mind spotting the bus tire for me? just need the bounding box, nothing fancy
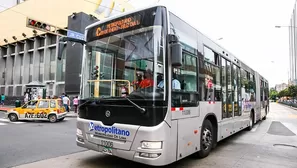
[196,119,213,158]
[48,114,57,123]
[8,113,18,122]
[263,106,267,120]
[247,111,254,131]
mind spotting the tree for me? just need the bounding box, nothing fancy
[278,88,289,98]
[269,88,278,100]
[288,85,297,98]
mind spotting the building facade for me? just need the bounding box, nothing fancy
[0,0,26,12]
[0,0,134,100]
[275,83,288,92]
[0,31,67,97]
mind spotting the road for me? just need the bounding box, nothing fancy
[0,113,85,168]
[1,103,297,168]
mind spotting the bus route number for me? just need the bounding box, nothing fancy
[182,110,191,115]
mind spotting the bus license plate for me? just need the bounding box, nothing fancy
[101,140,113,148]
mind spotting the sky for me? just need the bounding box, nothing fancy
[129,0,295,87]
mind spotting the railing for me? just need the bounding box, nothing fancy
[278,101,297,108]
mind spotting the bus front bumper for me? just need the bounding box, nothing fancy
[76,135,167,166]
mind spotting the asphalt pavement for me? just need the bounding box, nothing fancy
[2,103,297,168]
[0,113,85,168]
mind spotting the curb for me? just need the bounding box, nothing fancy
[65,114,78,118]
[278,103,297,110]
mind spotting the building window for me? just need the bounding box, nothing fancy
[8,86,13,96]
[40,50,44,63]
[50,48,56,61]
[29,75,32,82]
[50,73,55,80]
[39,74,43,82]
[29,52,33,64]
[20,54,24,66]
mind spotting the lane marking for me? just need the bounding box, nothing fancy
[288,114,297,119]
[11,122,26,124]
[0,118,26,124]
[0,123,7,126]
[282,122,297,135]
[0,118,9,122]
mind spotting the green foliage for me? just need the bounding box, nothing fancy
[278,88,289,98]
[269,88,278,100]
[288,85,297,98]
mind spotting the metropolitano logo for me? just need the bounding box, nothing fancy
[89,122,94,131]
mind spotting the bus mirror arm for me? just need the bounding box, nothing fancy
[57,37,86,60]
[168,34,182,67]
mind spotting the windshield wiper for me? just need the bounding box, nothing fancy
[124,97,146,113]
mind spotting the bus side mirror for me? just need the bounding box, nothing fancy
[168,34,182,67]
[57,37,87,60]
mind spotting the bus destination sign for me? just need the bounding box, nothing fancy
[96,15,141,37]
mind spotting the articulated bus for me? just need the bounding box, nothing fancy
[58,4,269,166]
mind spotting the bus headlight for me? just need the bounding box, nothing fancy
[76,128,82,136]
[141,141,162,149]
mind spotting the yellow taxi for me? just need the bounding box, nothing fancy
[5,99,67,123]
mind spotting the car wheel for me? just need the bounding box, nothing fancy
[49,114,57,123]
[8,113,18,122]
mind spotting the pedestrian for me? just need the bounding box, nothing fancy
[62,95,70,112]
[24,93,29,104]
[0,94,5,107]
[73,96,79,113]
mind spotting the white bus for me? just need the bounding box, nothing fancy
[58,4,269,166]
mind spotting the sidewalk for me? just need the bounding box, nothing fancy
[0,106,77,118]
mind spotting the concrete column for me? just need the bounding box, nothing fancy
[5,46,13,86]
[0,48,5,86]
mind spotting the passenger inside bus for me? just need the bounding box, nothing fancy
[157,72,181,90]
[139,69,154,88]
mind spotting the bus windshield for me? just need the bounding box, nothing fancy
[81,7,166,101]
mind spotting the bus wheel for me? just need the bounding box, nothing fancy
[248,112,254,131]
[196,119,213,158]
[8,113,18,122]
[263,106,267,120]
[49,114,57,123]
